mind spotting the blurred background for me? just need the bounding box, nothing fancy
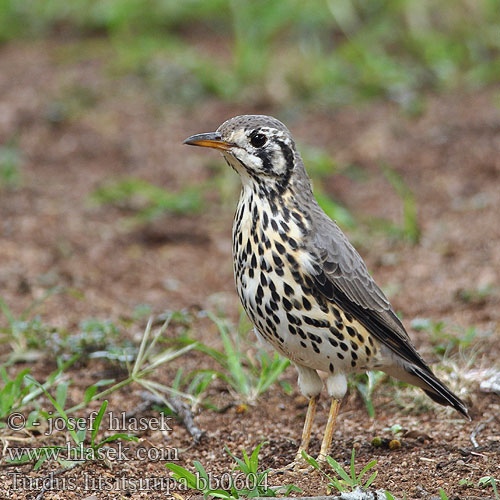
[0,1,500,496]
[1,0,499,322]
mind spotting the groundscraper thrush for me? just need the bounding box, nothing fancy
[184,115,469,466]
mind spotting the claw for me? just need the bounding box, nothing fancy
[270,457,312,474]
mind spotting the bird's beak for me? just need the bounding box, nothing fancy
[183,132,232,151]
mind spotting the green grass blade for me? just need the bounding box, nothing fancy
[90,400,108,447]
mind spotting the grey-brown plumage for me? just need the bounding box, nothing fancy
[184,115,469,464]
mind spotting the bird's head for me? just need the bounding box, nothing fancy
[184,115,309,195]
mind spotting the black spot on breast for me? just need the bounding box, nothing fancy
[297,328,307,340]
[280,221,289,233]
[329,363,334,373]
[262,211,269,230]
[332,308,342,321]
[365,346,371,356]
[339,342,348,352]
[335,321,344,330]
[249,268,254,278]
[352,351,358,361]
[282,206,290,222]
[351,360,356,368]
[337,352,344,360]
[307,332,322,344]
[271,219,279,232]
[350,341,358,351]
[300,341,307,348]
[288,237,298,250]
[303,316,330,328]
[282,297,293,311]
[286,253,298,268]
[344,312,353,322]
[251,254,257,268]
[347,326,357,337]
[302,297,312,310]
[265,317,276,331]
[256,285,264,300]
[328,337,338,348]
[260,273,267,286]
[368,337,374,346]
[288,325,297,335]
[286,313,302,325]
[272,252,283,267]
[275,241,286,254]
[258,245,264,256]
[329,327,344,341]
[312,343,320,354]
[275,267,284,276]
[357,333,364,343]
[284,283,294,296]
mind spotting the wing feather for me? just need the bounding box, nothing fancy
[307,206,431,372]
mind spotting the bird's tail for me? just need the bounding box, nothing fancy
[406,364,470,420]
[384,362,470,419]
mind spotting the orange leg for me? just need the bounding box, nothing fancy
[294,395,318,461]
[318,398,340,462]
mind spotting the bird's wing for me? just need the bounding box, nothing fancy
[306,208,430,371]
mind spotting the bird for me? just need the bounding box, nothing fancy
[183,114,470,467]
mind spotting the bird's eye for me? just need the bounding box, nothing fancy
[249,132,267,148]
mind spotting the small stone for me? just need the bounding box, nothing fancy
[389,439,401,450]
[236,404,248,414]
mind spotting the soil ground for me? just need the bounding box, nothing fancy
[0,42,499,499]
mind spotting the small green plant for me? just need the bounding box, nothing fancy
[0,143,21,189]
[90,178,203,225]
[439,488,449,500]
[353,370,386,418]
[0,288,64,357]
[478,476,499,499]
[383,423,404,435]
[166,442,301,498]
[379,164,420,244]
[456,284,497,305]
[7,384,137,470]
[65,315,197,415]
[171,367,217,411]
[302,448,377,493]
[0,356,79,425]
[184,312,290,403]
[410,318,483,355]
[0,367,35,422]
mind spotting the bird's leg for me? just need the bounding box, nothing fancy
[294,395,318,462]
[317,398,340,463]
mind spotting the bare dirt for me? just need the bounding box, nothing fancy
[0,42,499,499]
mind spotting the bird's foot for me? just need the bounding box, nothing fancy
[270,454,313,475]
